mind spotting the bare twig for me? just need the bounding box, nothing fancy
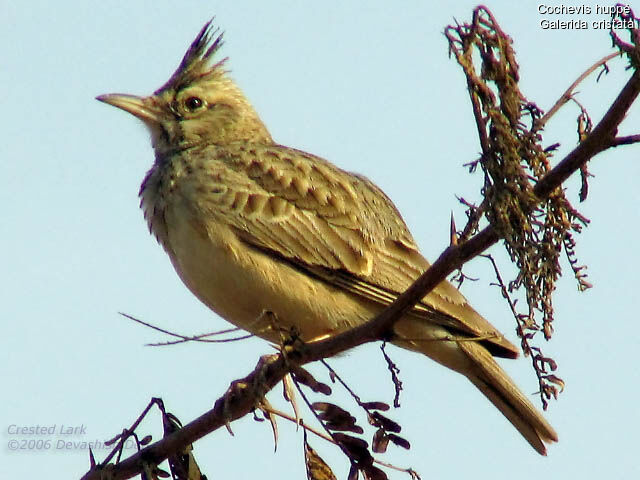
[261,404,335,444]
[120,312,252,345]
[536,52,619,130]
[101,398,164,466]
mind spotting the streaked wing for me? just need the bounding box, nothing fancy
[193,143,518,357]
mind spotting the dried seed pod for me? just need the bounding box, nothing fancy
[362,465,388,480]
[313,403,363,433]
[387,433,411,450]
[324,420,364,435]
[292,366,332,395]
[332,433,371,465]
[372,428,389,454]
[304,437,337,480]
[312,403,351,422]
[360,401,390,411]
[368,412,401,433]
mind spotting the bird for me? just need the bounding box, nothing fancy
[97,20,558,455]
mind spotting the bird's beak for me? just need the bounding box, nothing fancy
[96,93,162,125]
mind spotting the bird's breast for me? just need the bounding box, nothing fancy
[166,203,385,343]
[143,158,379,344]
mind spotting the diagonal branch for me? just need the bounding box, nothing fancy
[534,70,640,198]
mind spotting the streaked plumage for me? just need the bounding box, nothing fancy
[98,21,557,454]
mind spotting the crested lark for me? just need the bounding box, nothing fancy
[98,21,557,454]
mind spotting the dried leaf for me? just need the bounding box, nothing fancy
[291,366,317,387]
[140,435,153,446]
[161,409,207,480]
[361,402,390,412]
[333,433,371,464]
[368,412,401,433]
[388,434,411,450]
[304,438,337,480]
[325,421,364,434]
[312,402,362,433]
[332,433,369,451]
[292,366,332,395]
[311,402,362,433]
[372,429,389,454]
[315,383,332,395]
[362,465,388,480]
[312,403,350,421]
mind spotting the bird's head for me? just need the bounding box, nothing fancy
[97,20,273,155]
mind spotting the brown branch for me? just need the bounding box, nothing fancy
[534,70,640,199]
[81,60,640,480]
[611,133,640,147]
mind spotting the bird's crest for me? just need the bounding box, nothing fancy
[155,19,227,94]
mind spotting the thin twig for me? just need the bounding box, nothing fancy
[482,254,555,409]
[536,52,619,130]
[120,312,252,344]
[260,404,334,444]
[101,398,164,466]
[320,360,363,405]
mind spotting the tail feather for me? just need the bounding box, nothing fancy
[459,341,558,455]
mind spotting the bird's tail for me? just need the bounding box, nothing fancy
[457,340,558,455]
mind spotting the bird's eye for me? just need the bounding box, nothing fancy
[184,96,204,112]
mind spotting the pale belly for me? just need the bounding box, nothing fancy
[163,204,383,344]
[161,200,472,373]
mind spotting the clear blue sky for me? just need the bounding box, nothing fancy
[2,2,639,479]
